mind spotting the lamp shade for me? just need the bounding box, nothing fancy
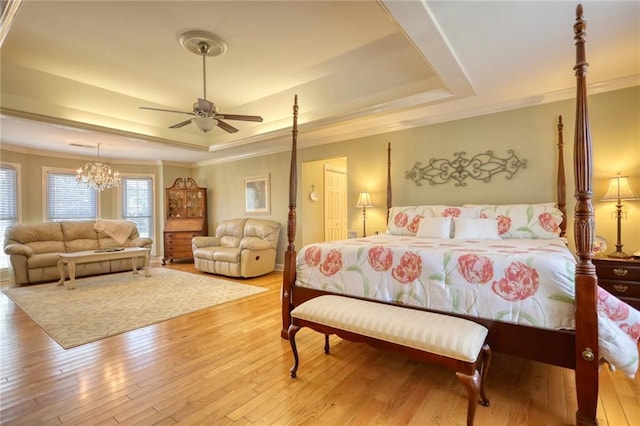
[356,192,373,208]
[191,117,216,132]
[602,175,640,201]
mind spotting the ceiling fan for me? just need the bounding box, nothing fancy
[140,31,263,134]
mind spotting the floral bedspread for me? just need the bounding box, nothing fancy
[295,235,640,376]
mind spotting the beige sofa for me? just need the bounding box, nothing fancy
[192,218,280,278]
[3,220,153,285]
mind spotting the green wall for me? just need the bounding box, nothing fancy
[3,86,639,264]
[195,86,640,262]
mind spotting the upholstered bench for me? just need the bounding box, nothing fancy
[287,295,491,426]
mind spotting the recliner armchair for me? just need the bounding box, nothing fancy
[192,218,280,278]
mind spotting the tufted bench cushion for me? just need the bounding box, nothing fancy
[291,295,487,362]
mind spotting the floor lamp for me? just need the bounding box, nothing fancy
[602,174,639,258]
[356,192,373,237]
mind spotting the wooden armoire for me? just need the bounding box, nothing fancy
[163,178,208,264]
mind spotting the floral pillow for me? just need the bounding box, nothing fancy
[468,204,563,239]
[386,206,434,236]
[432,205,480,219]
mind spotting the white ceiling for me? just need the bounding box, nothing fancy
[1,1,639,166]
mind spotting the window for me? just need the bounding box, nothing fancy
[0,163,19,270]
[120,176,154,240]
[45,169,97,221]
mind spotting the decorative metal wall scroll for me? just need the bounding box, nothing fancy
[405,150,527,187]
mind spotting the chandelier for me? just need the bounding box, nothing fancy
[76,144,121,191]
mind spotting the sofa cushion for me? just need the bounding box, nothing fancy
[28,240,66,255]
[244,219,280,249]
[192,247,214,260]
[216,218,246,239]
[60,221,99,252]
[220,235,241,248]
[212,247,241,262]
[5,222,65,254]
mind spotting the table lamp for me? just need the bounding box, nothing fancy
[601,174,639,258]
[356,192,373,237]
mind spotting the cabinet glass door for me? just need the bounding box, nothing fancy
[167,190,186,218]
[186,190,203,217]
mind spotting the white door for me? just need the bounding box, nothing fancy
[324,167,347,241]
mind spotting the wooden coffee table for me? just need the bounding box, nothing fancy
[57,247,151,290]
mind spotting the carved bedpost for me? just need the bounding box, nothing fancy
[281,94,299,340]
[386,142,392,224]
[572,5,599,426]
[557,116,567,237]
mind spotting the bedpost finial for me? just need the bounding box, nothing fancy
[574,4,586,37]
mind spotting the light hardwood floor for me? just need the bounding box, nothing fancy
[1,264,639,425]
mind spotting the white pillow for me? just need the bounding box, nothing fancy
[454,218,501,240]
[416,217,452,239]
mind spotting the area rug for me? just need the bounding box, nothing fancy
[2,268,267,349]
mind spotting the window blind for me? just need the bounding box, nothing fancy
[0,165,18,270]
[0,165,17,223]
[122,177,153,238]
[47,172,97,221]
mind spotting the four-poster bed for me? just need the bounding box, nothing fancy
[280,6,638,426]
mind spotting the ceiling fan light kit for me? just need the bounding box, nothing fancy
[191,117,216,133]
[139,30,262,134]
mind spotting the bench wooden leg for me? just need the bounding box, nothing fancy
[288,324,301,378]
[324,334,330,354]
[479,343,491,407]
[456,370,481,426]
[456,343,492,426]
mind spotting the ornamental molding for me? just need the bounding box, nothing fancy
[406,150,527,187]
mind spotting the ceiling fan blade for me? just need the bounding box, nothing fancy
[197,98,215,114]
[169,119,193,129]
[140,106,196,116]
[216,113,263,122]
[216,119,239,133]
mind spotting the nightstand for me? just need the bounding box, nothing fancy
[593,257,640,310]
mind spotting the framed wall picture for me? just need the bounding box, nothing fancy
[244,174,270,214]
